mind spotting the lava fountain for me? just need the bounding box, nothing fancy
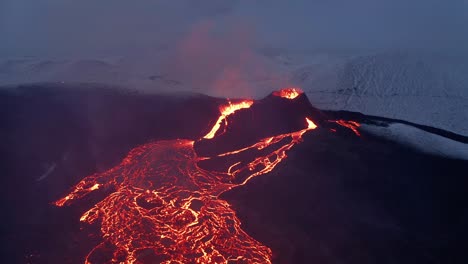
[54,88,355,263]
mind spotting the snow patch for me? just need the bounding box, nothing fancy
[361,123,468,160]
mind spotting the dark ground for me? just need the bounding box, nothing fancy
[1,84,467,264]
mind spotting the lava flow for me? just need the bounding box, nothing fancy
[54,91,322,263]
[330,120,361,136]
[203,100,254,139]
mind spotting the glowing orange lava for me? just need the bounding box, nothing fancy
[330,120,361,136]
[203,100,254,139]
[272,88,303,99]
[55,100,317,264]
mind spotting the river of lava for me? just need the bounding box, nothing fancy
[55,100,317,264]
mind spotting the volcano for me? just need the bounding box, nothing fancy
[53,88,323,264]
[1,84,468,264]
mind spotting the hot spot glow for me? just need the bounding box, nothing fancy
[306,117,317,129]
[273,88,303,99]
[203,100,254,139]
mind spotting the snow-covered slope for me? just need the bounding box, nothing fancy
[361,123,468,160]
[1,51,467,135]
[295,52,468,136]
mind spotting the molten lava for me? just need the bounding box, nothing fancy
[55,98,318,263]
[330,120,361,136]
[203,100,254,139]
[272,88,303,99]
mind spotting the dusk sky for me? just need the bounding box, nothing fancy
[1,0,467,57]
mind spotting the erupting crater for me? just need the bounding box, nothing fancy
[272,88,302,99]
[54,88,359,263]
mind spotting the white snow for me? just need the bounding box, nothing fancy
[296,52,468,136]
[361,123,468,160]
[1,51,467,136]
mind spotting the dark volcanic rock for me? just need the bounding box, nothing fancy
[1,83,467,264]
